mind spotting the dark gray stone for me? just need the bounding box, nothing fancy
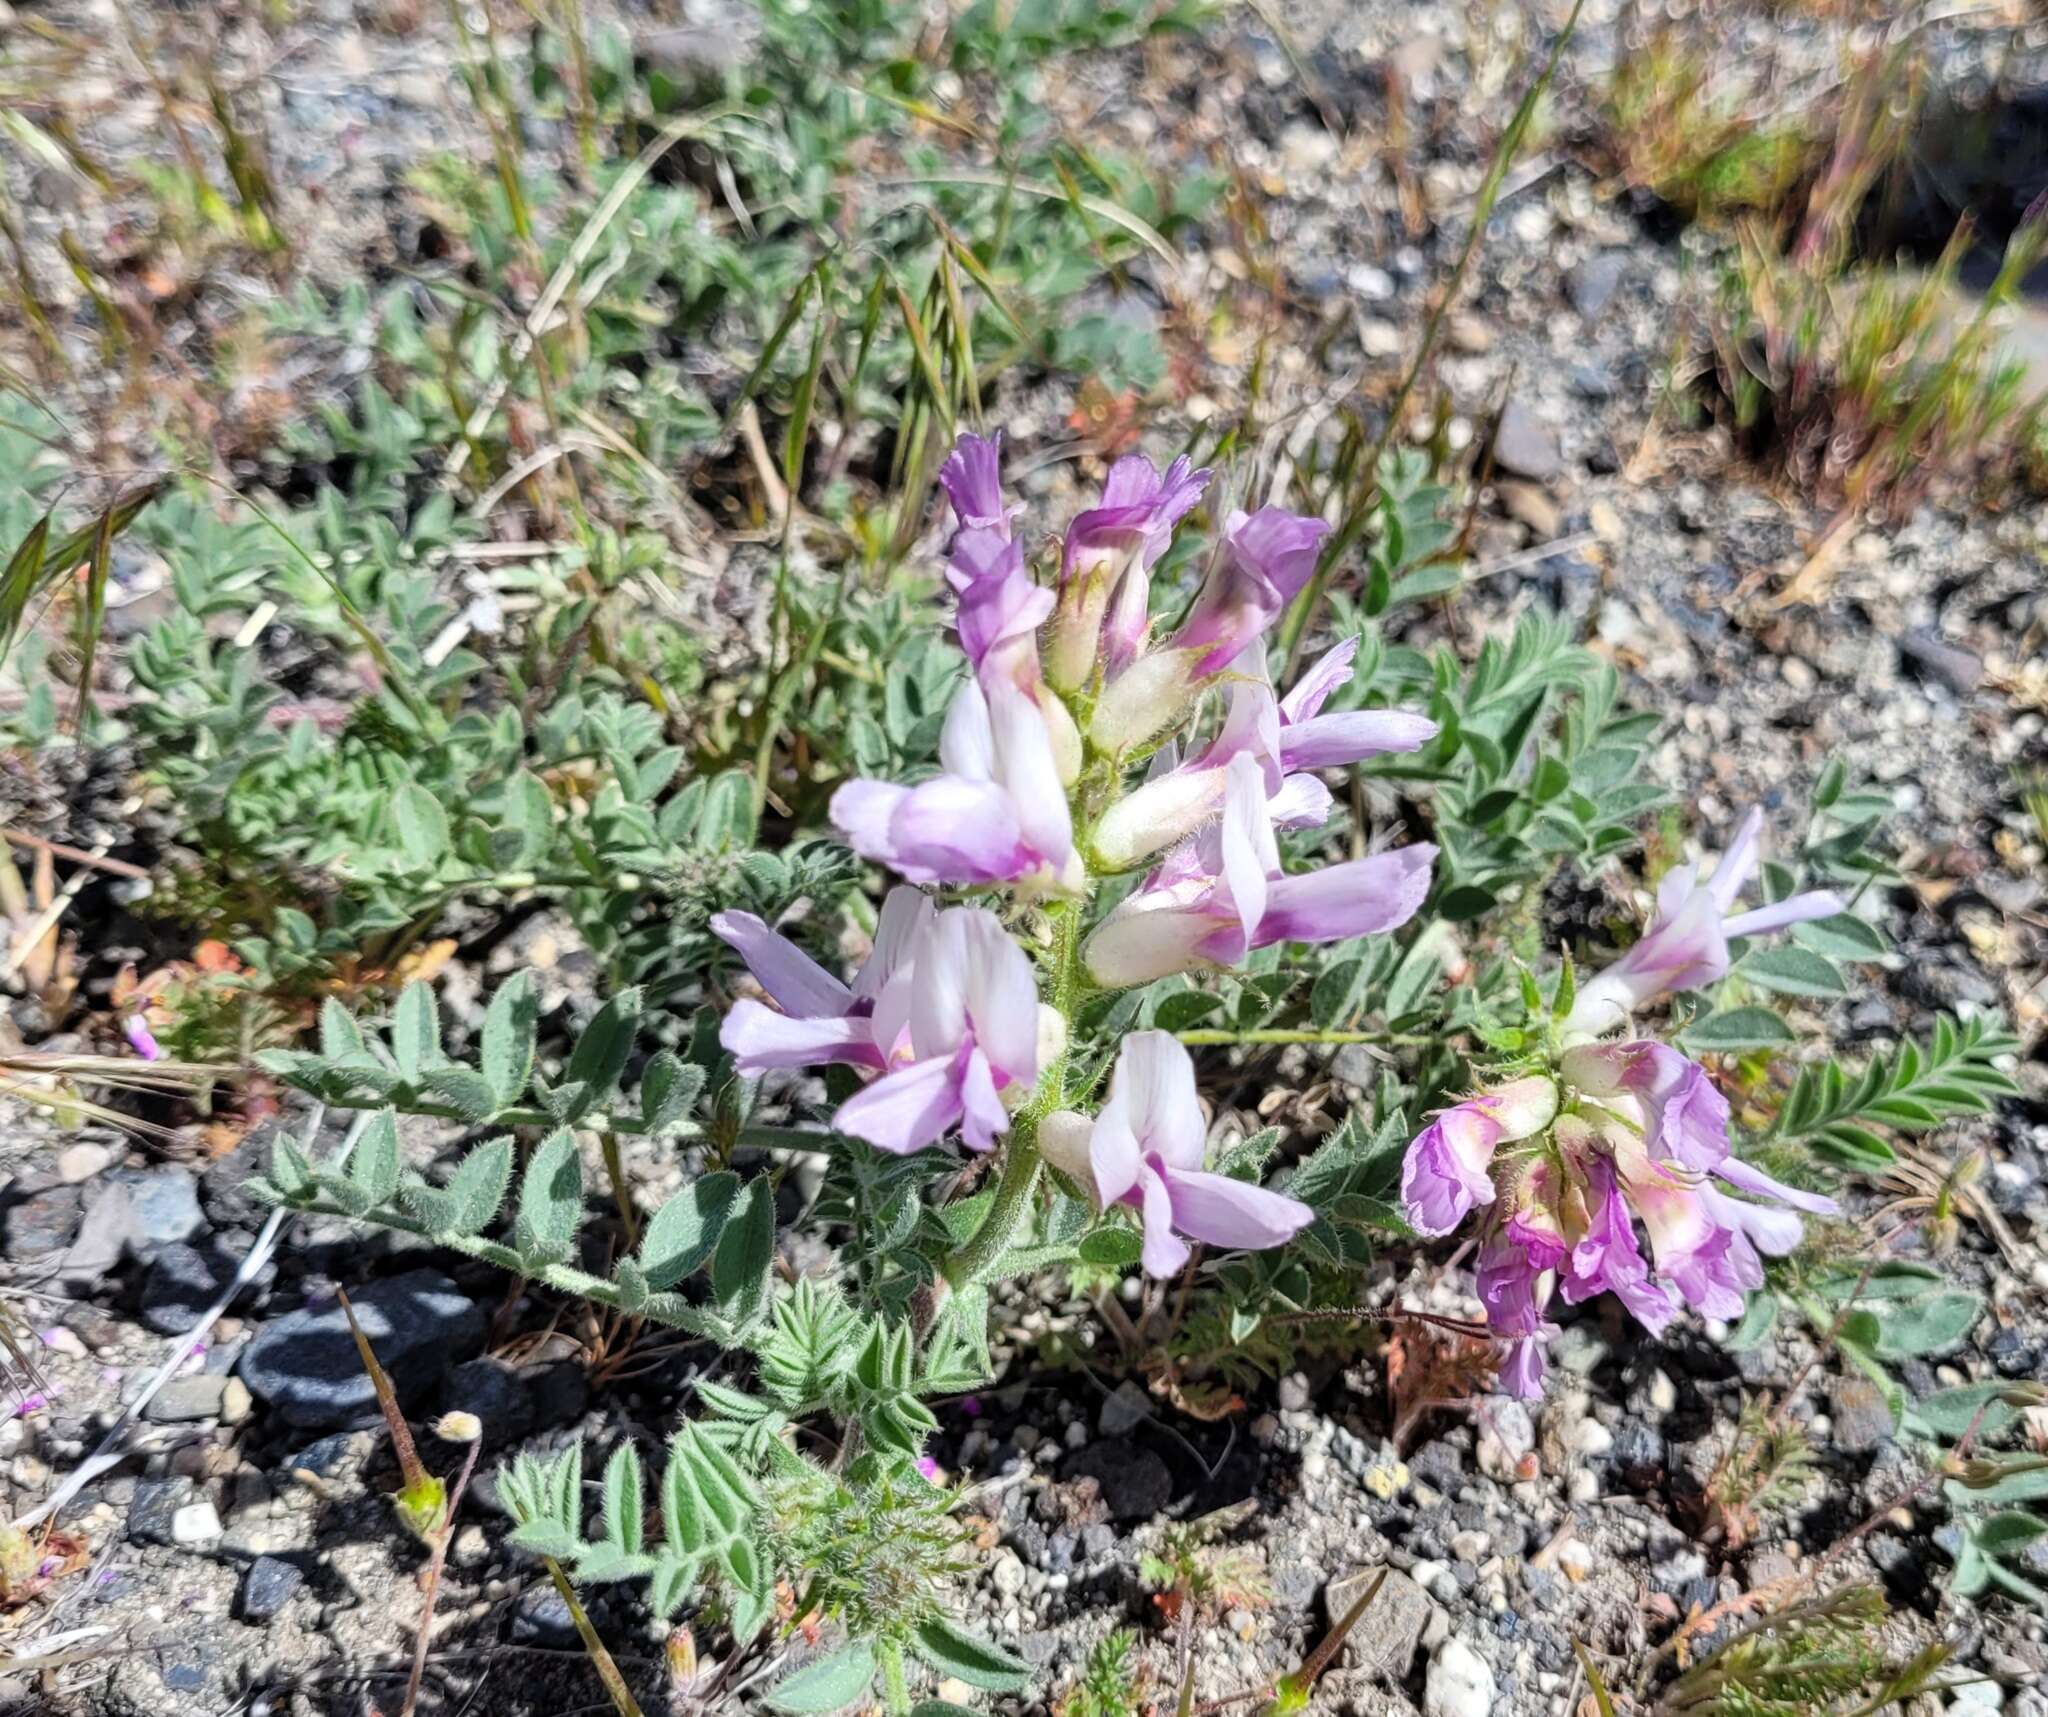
[240,1269,486,1429]
[1491,401,1562,481]
[510,1583,578,1648]
[281,1433,368,1479]
[200,1133,272,1230]
[1327,1566,1433,1678]
[128,1476,195,1547]
[1061,1440,1171,1520]
[108,1168,204,1254]
[141,1241,271,1335]
[143,1375,229,1424]
[1898,630,1983,696]
[444,1358,536,1447]
[5,1182,82,1259]
[1568,251,1628,321]
[237,1556,304,1624]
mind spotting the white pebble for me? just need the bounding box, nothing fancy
[171,1502,222,1546]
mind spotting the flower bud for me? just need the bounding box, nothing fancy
[434,1411,483,1444]
[1046,567,1113,692]
[1089,647,1201,755]
[1036,1109,1095,1190]
[1092,763,1231,870]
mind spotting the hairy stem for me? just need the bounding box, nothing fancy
[939,899,1084,1290]
[879,1638,912,1717]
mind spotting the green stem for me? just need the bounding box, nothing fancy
[543,1557,649,1717]
[879,1639,911,1717]
[289,1200,726,1336]
[939,901,1084,1290]
[302,1092,821,1151]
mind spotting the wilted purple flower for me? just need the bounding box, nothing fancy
[1565,808,1845,1037]
[1399,1075,1561,1238]
[715,888,935,1073]
[1476,1223,1563,1398]
[834,906,1040,1155]
[1042,1030,1311,1278]
[1171,506,1331,676]
[1047,453,1212,690]
[831,678,1078,893]
[1083,754,1435,986]
[1433,1045,1842,1396]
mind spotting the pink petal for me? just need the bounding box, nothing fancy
[1161,1167,1312,1251]
[711,911,853,1019]
[833,1055,962,1155]
[1278,637,1358,725]
[1109,1031,1207,1174]
[1254,843,1437,946]
[1138,1169,1190,1278]
[1279,709,1438,772]
[720,1001,881,1073]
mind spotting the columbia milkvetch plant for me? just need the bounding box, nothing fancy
[244,428,1442,1710]
[1399,808,1849,1395]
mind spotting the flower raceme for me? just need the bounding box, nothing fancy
[1039,1032,1312,1278]
[1400,808,1845,1395]
[748,430,1435,1284]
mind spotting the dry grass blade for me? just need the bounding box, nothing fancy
[67,501,114,738]
[884,172,1178,265]
[545,1558,651,1717]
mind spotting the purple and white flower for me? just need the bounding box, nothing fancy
[1047,453,1212,691]
[715,886,935,1074]
[1084,753,1436,986]
[831,677,1080,894]
[1564,808,1845,1038]
[833,905,1043,1155]
[1093,643,1436,869]
[1398,1075,1561,1237]
[1040,1030,1312,1278]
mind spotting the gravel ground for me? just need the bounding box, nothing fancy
[1,1,2046,1714]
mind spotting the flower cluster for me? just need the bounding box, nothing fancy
[1400,809,1845,1395]
[721,432,1443,1275]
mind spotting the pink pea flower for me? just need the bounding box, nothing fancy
[1047,453,1211,690]
[831,678,1079,894]
[1275,637,1440,773]
[1398,1075,1561,1237]
[1084,753,1436,987]
[1040,1031,1311,1279]
[124,1014,162,1061]
[1171,507,1330,675]
[1476,1221,1564,1398]
[833,906,1040,1156]
[1095,641,1436,864]
[1565,808,1845,1037]
[715,887,935,1075]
